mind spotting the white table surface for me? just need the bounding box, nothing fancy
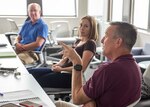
[0,34,56,107]
[0,74,56,107]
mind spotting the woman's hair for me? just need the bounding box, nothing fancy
[81,16,99,41]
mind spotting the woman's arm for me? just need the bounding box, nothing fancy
[52,65,73,73]
[81,50,94,72]
[52,50,94,73]
[60,42,93,105]
[53,57,68,66]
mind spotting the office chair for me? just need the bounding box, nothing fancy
[0,18,12,34]
[49,21,77,45]
[46,28,77,63]
[5,17,30,46]
[5,19,19,45]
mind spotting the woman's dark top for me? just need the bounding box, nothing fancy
[62,39,96,68]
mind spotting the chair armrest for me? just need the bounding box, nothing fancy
[5,32,18,36]
[5,32,18,45]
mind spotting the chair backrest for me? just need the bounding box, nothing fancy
[0,18,11,33]
[5,19,19,46]
[143,64,150,87]
[7,19,19,32]
[49,21,71,38]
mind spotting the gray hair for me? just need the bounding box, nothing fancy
[110,22,137,50]
[28,3,41,12]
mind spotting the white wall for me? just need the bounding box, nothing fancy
[135,30,150,47]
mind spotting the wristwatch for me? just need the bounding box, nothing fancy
[73,64,82,71]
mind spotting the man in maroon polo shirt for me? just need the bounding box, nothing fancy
[55,22,142,107]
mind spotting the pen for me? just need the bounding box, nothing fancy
[0,93,4,96]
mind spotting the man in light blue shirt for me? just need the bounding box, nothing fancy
[15,3,48,64]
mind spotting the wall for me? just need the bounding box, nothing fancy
[136,30,150,47]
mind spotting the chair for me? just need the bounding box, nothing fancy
[0,18,11,34]
[132,43,150,63]
[49,21,77,45]
[5,19,19,45]
[46,25,78,63]
[25,41,47,69]
[49,21,71,38]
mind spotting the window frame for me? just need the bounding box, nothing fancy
[108,0,150,31]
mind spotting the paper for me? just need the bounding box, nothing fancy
[0,52,16,58]
[0,90,48,107]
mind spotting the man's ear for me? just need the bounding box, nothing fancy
[115,37,123,48]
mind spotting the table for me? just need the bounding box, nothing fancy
[0,74,55,106]
[0,34,29,74]
[0,34,56,107]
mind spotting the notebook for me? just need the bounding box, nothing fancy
[0,90,48,107]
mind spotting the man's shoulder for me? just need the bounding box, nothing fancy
[38,19,48,27]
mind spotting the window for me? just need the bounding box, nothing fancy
[133,0,149,29]
[111,0,123,21]
[0,0,27,16]
[109,0,150,30]
[88,0,103,19]
[42,0,77,17]
[0,0,77,17]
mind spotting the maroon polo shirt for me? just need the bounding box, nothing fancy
[83,54,142,107]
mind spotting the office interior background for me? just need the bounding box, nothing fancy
[0,0,150,47]
[0,0,150,106]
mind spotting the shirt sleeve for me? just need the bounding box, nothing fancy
[83,63,111,99]
[37,23,48,39]
[84,40,96,54]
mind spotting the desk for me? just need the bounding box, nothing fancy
[0,34,29,74]
[0,34,56,107]
[0,74,55,107]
